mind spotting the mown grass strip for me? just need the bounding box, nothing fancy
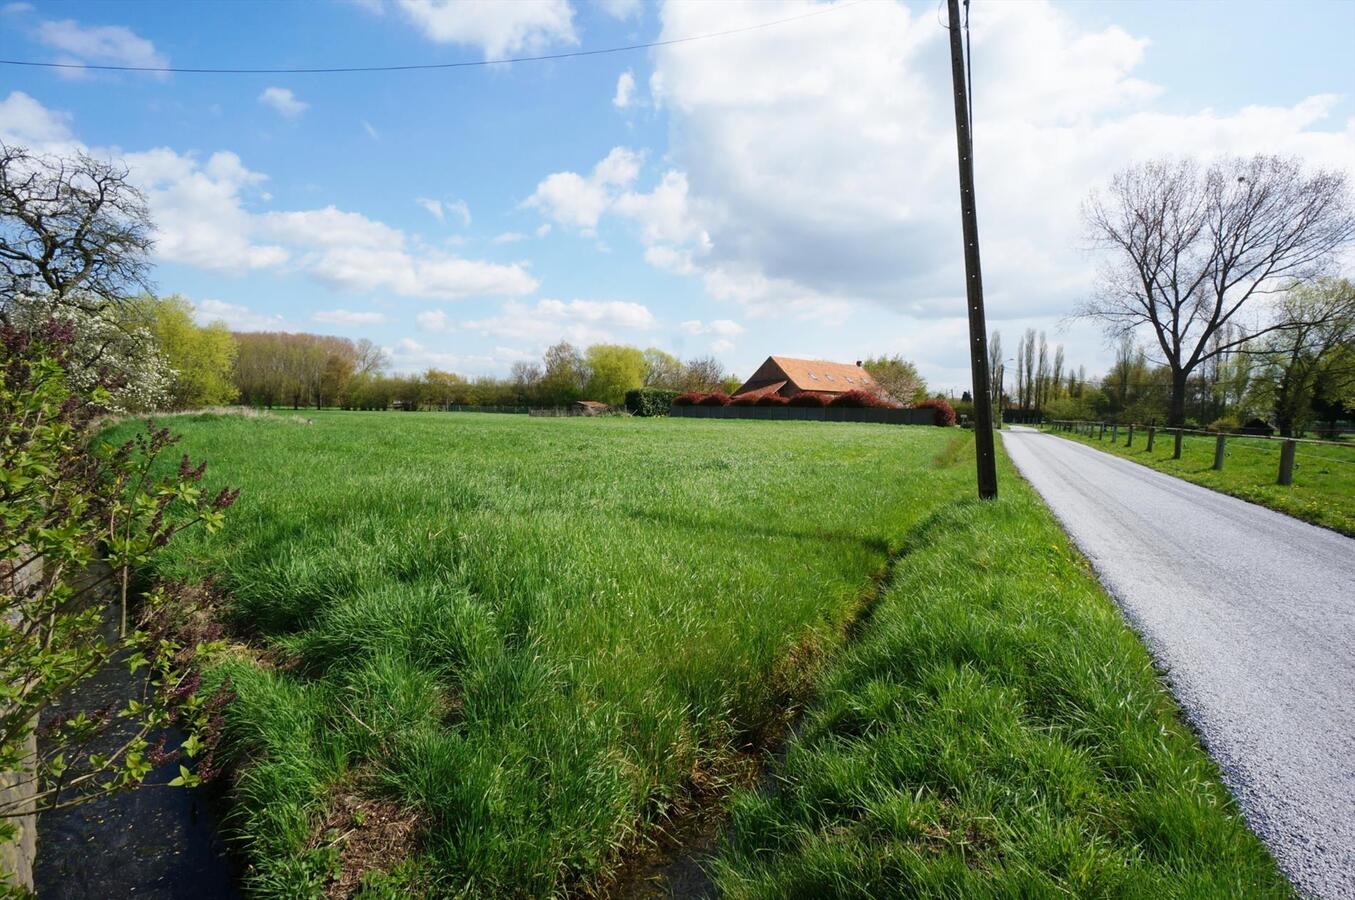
[1044,426,1354,536]
[711,454,1290,898]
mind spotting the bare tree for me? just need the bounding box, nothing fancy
[1081,154,1355,425]
[0,144,154,320]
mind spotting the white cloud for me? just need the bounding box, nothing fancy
[711,338,735,354]
[548,0,1355,346]
[362,120,380,140]
[3,3,35,15]
[416,197,471,227]
[417,309,451,331]
[464,298,657,345]
[613,70,636,109]
[596,0,640,20]
[258,87,308,118]
[492,231,527,244]
[192,299,287,332]
[36,18,167,73]
[0,91,74,145]
[680,319,745,337]
[313,308,388,325]
[395,0,576,59]
[535,223,552,237]
[526,146,645,234]
[387,336,505,374]
[5,93,539,302]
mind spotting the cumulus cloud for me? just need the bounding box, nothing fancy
[313,308,388,325]
[258,87,308,118]
[680,319,745,337]
[596,0,641,20]
[492,231,527,244]
[395,0,576,59]
[192,299,287,332]
[36,18,167,75]
[464,298,657,345]
[4,93,539,303]
[613,70,636,109]
[0,90,74,145]
[526,146,653,236]
[416,309,451,331]
[518,0,1354,369]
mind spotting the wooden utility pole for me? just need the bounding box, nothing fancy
[946,0,998,499]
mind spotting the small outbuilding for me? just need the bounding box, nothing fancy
[572,400,611,416]
[732,356,886,402]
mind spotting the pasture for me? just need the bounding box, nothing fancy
[112,411,1283,896]
[1044,425,1355,536]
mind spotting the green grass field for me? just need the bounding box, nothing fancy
[1041,425,1355,536]
[113,411,1285,896]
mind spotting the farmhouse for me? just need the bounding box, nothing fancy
[733,356,885,402]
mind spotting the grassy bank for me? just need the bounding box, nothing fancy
[712,455,1289,897]
[1042,425,1354,535]
[112,411,976,895]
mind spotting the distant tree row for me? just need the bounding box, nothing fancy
[991,277,1354,435]
[227,337,742,411]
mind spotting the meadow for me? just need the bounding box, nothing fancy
[1042,425,1355,536]
[113,411,1284,896]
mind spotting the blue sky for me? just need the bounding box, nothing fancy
[2,0,1352,391]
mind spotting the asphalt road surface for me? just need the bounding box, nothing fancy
[1001,427,1354,899]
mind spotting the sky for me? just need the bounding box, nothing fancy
[1,0,1352,392]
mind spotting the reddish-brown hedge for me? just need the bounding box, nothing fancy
[730,393,762,406]
[828,389,886,409]
[755,393,790,406]
[673,392,705,406]
[914,397,957,426]
[787,392,830,407]
[697,392,731,406]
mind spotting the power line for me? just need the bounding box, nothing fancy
[0,1,868,75]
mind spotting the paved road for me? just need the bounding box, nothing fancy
[1000,428,1355,899]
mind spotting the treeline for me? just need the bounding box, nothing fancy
[990,278,1355,435]
[233,336,742,411]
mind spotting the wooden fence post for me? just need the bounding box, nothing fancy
[1112,424,1118,443]
[1278,440,1296,485]
[1099,422,1106,440]
[1146,426,1155,452]
[1213,434,1226,470]
[1173,429,1183,460]
[1127,424,1134,447]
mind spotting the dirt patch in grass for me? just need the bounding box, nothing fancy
[308,789,421,899]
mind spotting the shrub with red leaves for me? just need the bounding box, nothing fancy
[730,393,761,406]
[828,389,885,409]
[697,391,731,406]
[673,392,705,406]
[755,393,790,406]
[914,397,957,426]
[787,392,830,407]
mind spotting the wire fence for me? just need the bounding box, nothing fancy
[1042,420,1355,485]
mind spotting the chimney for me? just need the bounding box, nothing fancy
[855,360,863,367]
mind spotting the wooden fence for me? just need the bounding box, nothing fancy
[1044,420,1354,486]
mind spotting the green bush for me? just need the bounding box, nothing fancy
[624,387,680,417]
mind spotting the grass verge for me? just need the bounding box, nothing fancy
[109,411,976,896]
[711,454,1291,898]
[1041,426,1354,536]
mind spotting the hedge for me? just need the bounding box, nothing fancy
[625,387,680,417]
[914,397,957,426]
